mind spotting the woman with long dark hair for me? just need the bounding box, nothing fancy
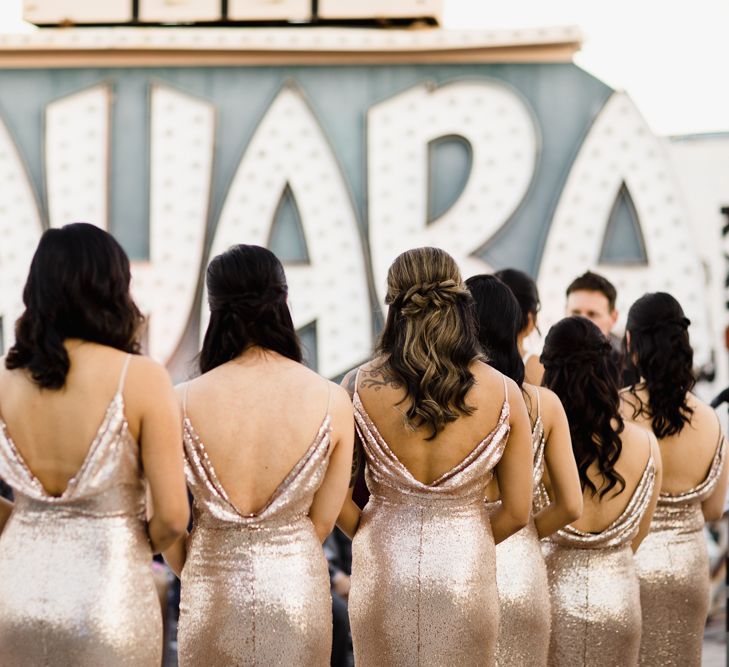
[466,274,582,667]
[163,244,354,666]
[337,248,534,666]
[621,293,728,667]
[494,268,544,385]
[0,223,189,665]
[541,316,661,667]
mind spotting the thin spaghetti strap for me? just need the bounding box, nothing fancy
[182,383,190,419]
[712,411,725,459]
[502,374,508,405]
[354,366,362,396]
[324,379,333,416]
[536,386,542,419]
[117,354,132,396]
[646,428,652,463]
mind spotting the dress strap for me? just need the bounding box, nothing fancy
[354,366,362,396]
[117,354,132,395]
[182,383,190,419]
[502,374,508,404]
[536,386,542,420]
[324,379,333,416]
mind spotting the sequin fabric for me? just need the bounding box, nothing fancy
[177,413,333,666]
[0,356,162,667]
[635,433,726,667]
[349,373,510,667]
[544,455,656,667]
[488,403,550,667]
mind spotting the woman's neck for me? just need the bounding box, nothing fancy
[516,334,527,356]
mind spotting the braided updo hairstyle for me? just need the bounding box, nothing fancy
[376,247,482,439]
[541,316,626,499]
[199,245,302,373]
[625,292,694,438]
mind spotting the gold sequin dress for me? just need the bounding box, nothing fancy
[177,402,334,666]
[0,355,162,666]
[489,390,550,666]
[350,372,510,667]
[544,454,656,667]
[635,432,726,667]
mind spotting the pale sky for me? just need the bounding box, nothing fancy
[0,0,726,136]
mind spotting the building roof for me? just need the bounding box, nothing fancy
[0,25,582,68]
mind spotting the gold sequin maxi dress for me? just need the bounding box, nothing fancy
[0,356,163,666]
[488,390,550,666]
[177,403,334,666]
[544,454,656,667]
[635,431,726,667]
[349,373,510,667]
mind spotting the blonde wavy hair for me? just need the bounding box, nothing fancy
[376,247,482,439]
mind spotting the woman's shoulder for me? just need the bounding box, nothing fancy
[470,360,508,389]
[621,421,656,466]
[686,392,719,421]
[528,385,563,415]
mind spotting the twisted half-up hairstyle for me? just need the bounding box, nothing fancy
[625,292,694,438]
[376,247,482,440]
[199,245,302,373]
[6,223,143,389]
[466,274,525,387]
[541,316,626,499]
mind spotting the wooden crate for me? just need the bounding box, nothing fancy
[317,0,442,22]
[23,0,133,24]
[227,0,311,21]
[139,0,222,23]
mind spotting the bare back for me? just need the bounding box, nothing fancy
[355,359,511,486]
[0,343,141,497]
[181,350,337,515]
[622,388,721,494]
[562,421,654,534]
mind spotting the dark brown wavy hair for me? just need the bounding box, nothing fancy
[199,245,302,373]
[376,247,482,439]
[625,292,694,438]
[541,316,626,499]
[6,223,143,389]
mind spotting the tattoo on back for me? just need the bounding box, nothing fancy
[359,365,402,391]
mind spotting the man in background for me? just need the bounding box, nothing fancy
[565,271,619,342]
[565,270,636,385]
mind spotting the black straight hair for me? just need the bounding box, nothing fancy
[465,274,525,386]
[493,268,540,335]
[199,244,302,374]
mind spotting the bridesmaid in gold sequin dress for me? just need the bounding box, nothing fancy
[620,293,729,667]
[163,245,354,666]
[0,224,189,666]
[467,275,583,667]
[540,317,662,667]
[338,248,535,667]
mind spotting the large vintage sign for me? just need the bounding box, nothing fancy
[0,27,722,384]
